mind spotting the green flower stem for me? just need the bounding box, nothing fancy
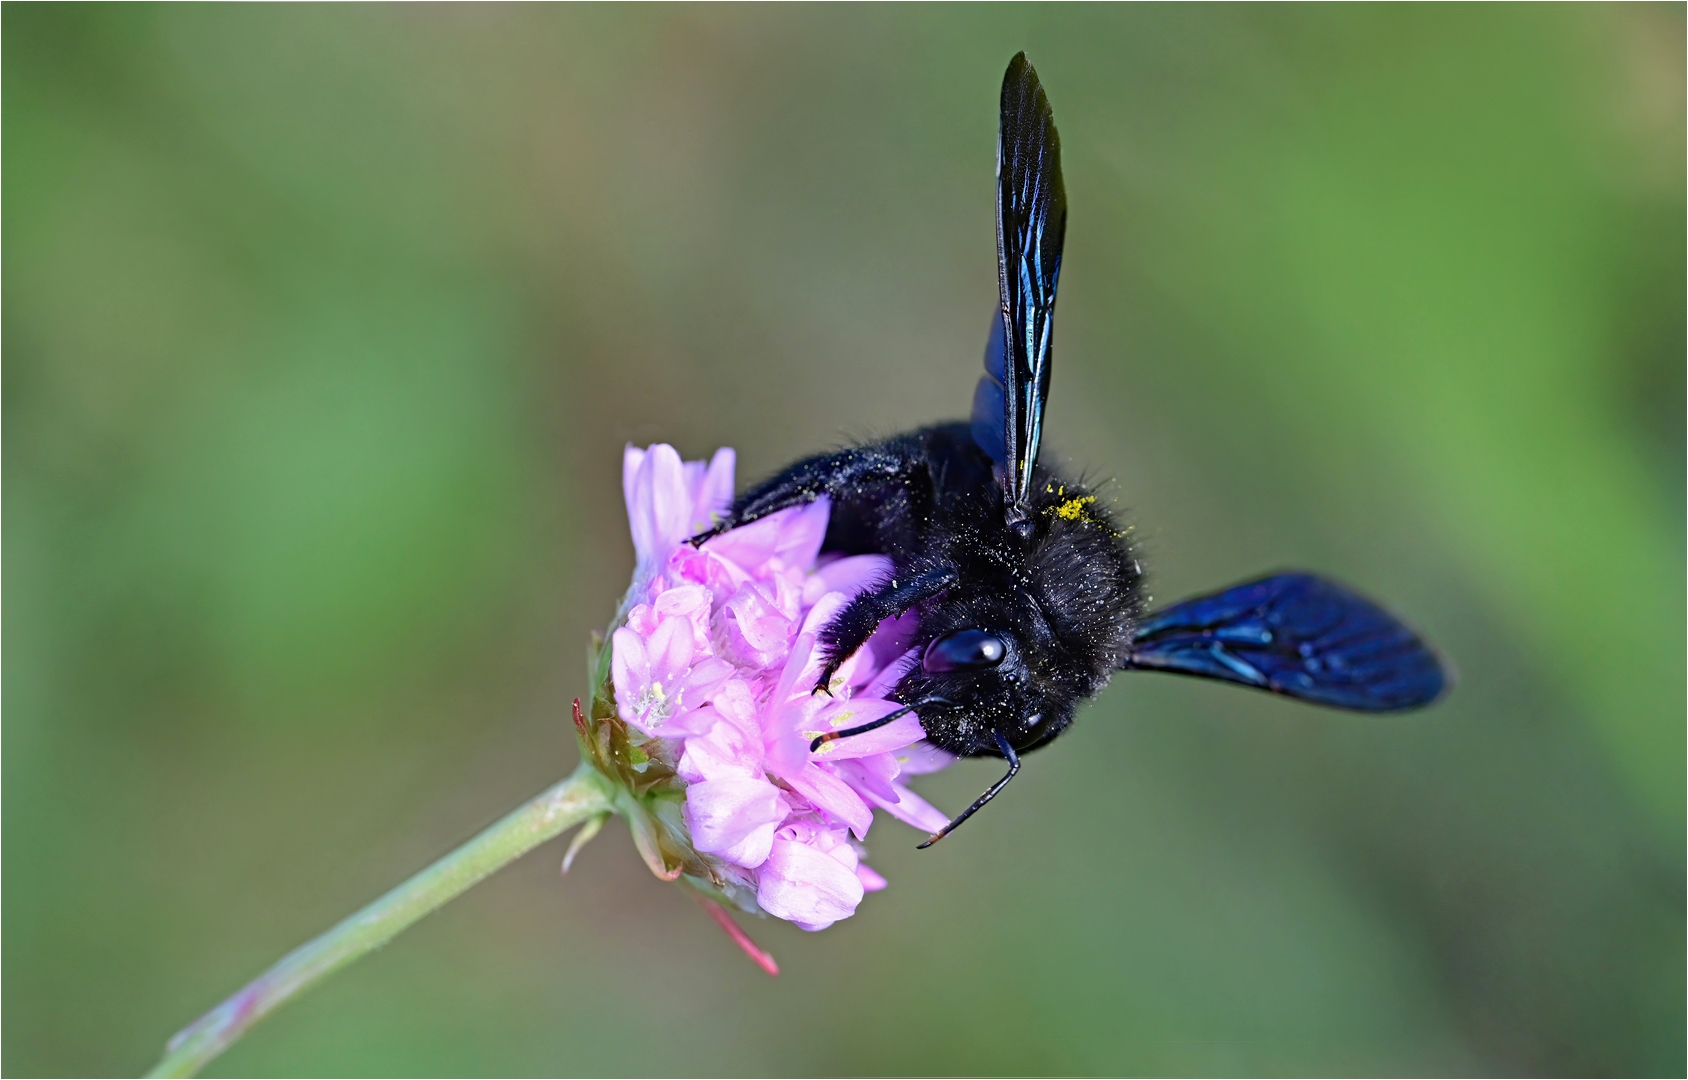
[147,763,616,1078]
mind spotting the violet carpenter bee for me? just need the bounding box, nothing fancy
[691,53,1449,846]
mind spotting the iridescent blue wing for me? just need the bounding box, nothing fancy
[1124,573,1450,712]
[973,53,1065,518]
[970,313,1007,465]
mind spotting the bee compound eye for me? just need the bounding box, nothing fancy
[922,629,1009,673]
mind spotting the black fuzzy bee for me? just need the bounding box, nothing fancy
[692,53,1448,846]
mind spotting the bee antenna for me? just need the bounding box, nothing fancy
[809,696,951,754]
[917,730,1021,849]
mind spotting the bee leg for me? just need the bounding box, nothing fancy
[688,440,927,545]
[812,565,958,694]
[916,731,1020,849]
[809,695,951,753]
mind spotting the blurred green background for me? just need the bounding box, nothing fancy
[5,5,1683,1076]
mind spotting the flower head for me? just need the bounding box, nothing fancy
[578,444,954,933]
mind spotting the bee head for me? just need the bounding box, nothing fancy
[897,617,1072,754]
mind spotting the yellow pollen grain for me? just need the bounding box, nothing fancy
[1052,495,1096,521]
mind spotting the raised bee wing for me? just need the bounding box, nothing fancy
[1124,573,1451,711]
[970,312,1008,465]
[972,52,1066,525]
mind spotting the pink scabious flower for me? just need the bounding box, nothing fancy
[579,443,954,933]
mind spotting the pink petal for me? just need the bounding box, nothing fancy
[862,645,921,699]
[866,608,922,657]
[798,589,849,640]
[756,836,865,928]
[710,679,760,731]
[803,554,892,607]
[767,571,805,623]
[774,497,831,571]
[701,508,787,571]
[684,776,787,868]
[624,601,659,637]
[831,755,900,804]
[808,699,925,760]
[862,779,951,834]
[630,444,692,567]
[665,704,726,739]
[676,716,764,782]
[682,459,707,502]
[646,615,695,686]
[767,619,829,705]
[826,646,873,692]
[694,448,736,530]
[626,450,660,565]
[622,445,647,520]
[894,740,960,776]
[610,626,650,725]
[611,624,649,684]
[857,863,888,892]
[721,585,792,666]
[769,632,815,708]
[765,692,827,779]
[653,584,713,652]
[784,762,873,839]
[678,657,734,710]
